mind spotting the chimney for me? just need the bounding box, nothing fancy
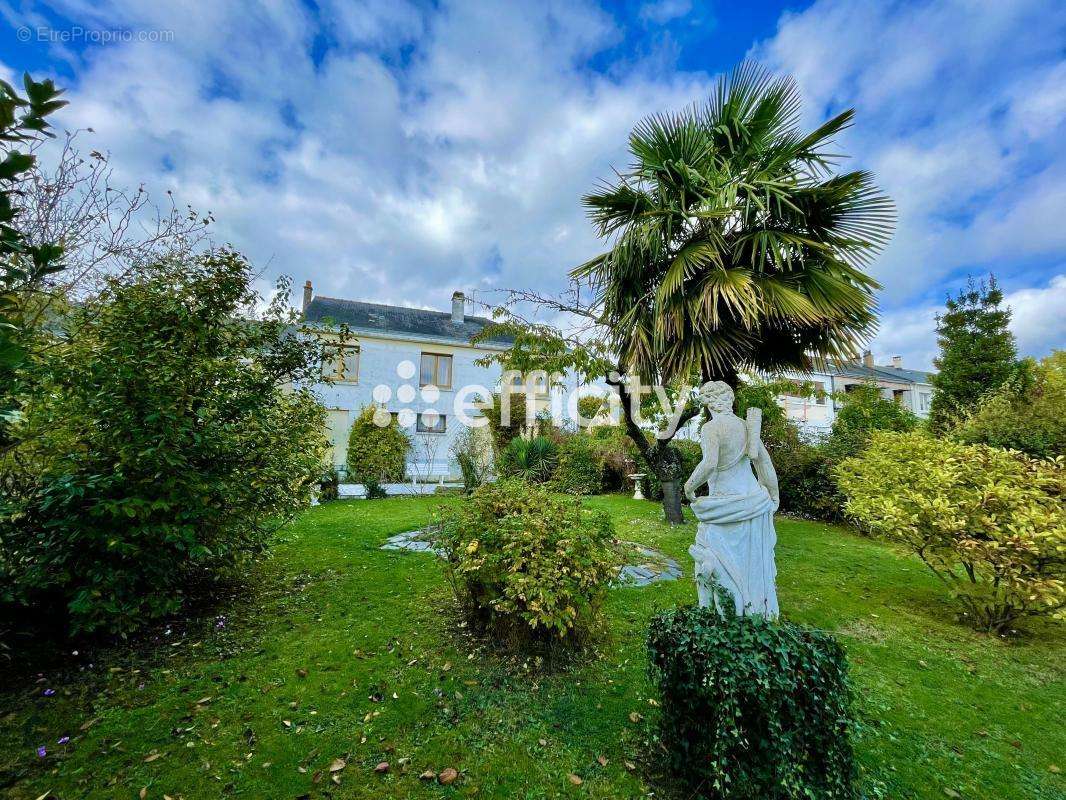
[862,349,874,368]
[892,355,903,369]
[451,291,465,325]
[302,280,313,312]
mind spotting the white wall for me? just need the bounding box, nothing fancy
[313,332,579,478]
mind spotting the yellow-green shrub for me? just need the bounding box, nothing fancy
[837,431,1064,632]
[436,479,618,644]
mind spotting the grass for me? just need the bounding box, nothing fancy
[1,495,1063,799]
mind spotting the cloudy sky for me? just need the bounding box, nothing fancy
[1,0,1064,370]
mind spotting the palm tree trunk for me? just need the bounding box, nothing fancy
[660,477,684,524]
[608,367,688,525]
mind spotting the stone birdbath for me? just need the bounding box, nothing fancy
[628,473,646,500]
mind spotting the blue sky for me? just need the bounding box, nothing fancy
[1,0,1064,369]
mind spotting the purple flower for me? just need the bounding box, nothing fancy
[57,736,70,745]
[43,689,55,696]
[36,746,46,758]
[215,616,227,629]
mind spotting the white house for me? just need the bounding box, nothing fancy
[776,351,935,435]
[301,282,579,480]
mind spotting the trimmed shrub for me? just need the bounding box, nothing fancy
[436,479,618,643]
[837,431,1065,632]
[497,435,557,482]
[551,434,603,494]
[648,604,856,800]
[346,405,410,488]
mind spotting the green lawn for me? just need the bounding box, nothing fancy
[1,496,1063,799]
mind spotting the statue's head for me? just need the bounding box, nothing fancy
[698,380,735,414]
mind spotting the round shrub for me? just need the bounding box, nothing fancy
[346,405,410,487]
[551,434,603,494]
[436,479,618,643]
[648,604,856,800]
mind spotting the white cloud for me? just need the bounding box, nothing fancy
[639,0,692,25]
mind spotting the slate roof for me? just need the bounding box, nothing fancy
[828,361,935,384]
[303,296,514,347]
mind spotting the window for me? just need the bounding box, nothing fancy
[892,389,907,404]
[324,344,359,382]
[416,412,447,433]
[420,352,452,388]
[919,392,932,412]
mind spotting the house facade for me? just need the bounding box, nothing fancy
[301,282,579,480]
[776,351,935,434]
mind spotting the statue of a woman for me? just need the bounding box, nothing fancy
[683,381,781,618]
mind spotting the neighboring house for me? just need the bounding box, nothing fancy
[776,350,935,434]
[301,282,577,480]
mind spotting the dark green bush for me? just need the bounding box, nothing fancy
[437,479,618,645]
[0,250,328,635]
[648,604,856,800]
[318,467,340,502]
[497,435,557,482]
[347,405,410,487]
[551,434,603,494]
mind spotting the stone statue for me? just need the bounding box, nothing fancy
[683,381,781,618]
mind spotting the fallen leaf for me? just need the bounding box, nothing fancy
[538,738,548,747]
[568,773,583,785]
[943,790,962,799]
[628,712,643,723]
[80,717,101,731]
[144,753,162,763]
[296,668,308,678]
[329,758,347,772]
[374,762,389,773]
[439,767,459,785]
[420,770,437,781]
[1050,764,1061,774]
[624,761,636,771]
[283,720,292,728]
[139,789,147,800]
[195,696,212,705]
[597,755,608,767]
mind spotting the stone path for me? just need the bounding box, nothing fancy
[381,530,681,588]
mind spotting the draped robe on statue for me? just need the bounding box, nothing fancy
[687,410,780,619]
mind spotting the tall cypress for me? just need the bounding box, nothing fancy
[929,275,1017,432]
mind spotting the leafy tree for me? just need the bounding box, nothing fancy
[0,248,330,635]
[825,383,917,462]
[477,63,893,523]
[1,74,67,447]
[929,275,1017,432]
[953,351,1065,457]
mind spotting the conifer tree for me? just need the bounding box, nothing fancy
[929,275,1017,432]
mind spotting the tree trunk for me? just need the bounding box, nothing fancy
[660,478,684,524]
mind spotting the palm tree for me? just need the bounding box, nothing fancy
[574,62,894,390]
